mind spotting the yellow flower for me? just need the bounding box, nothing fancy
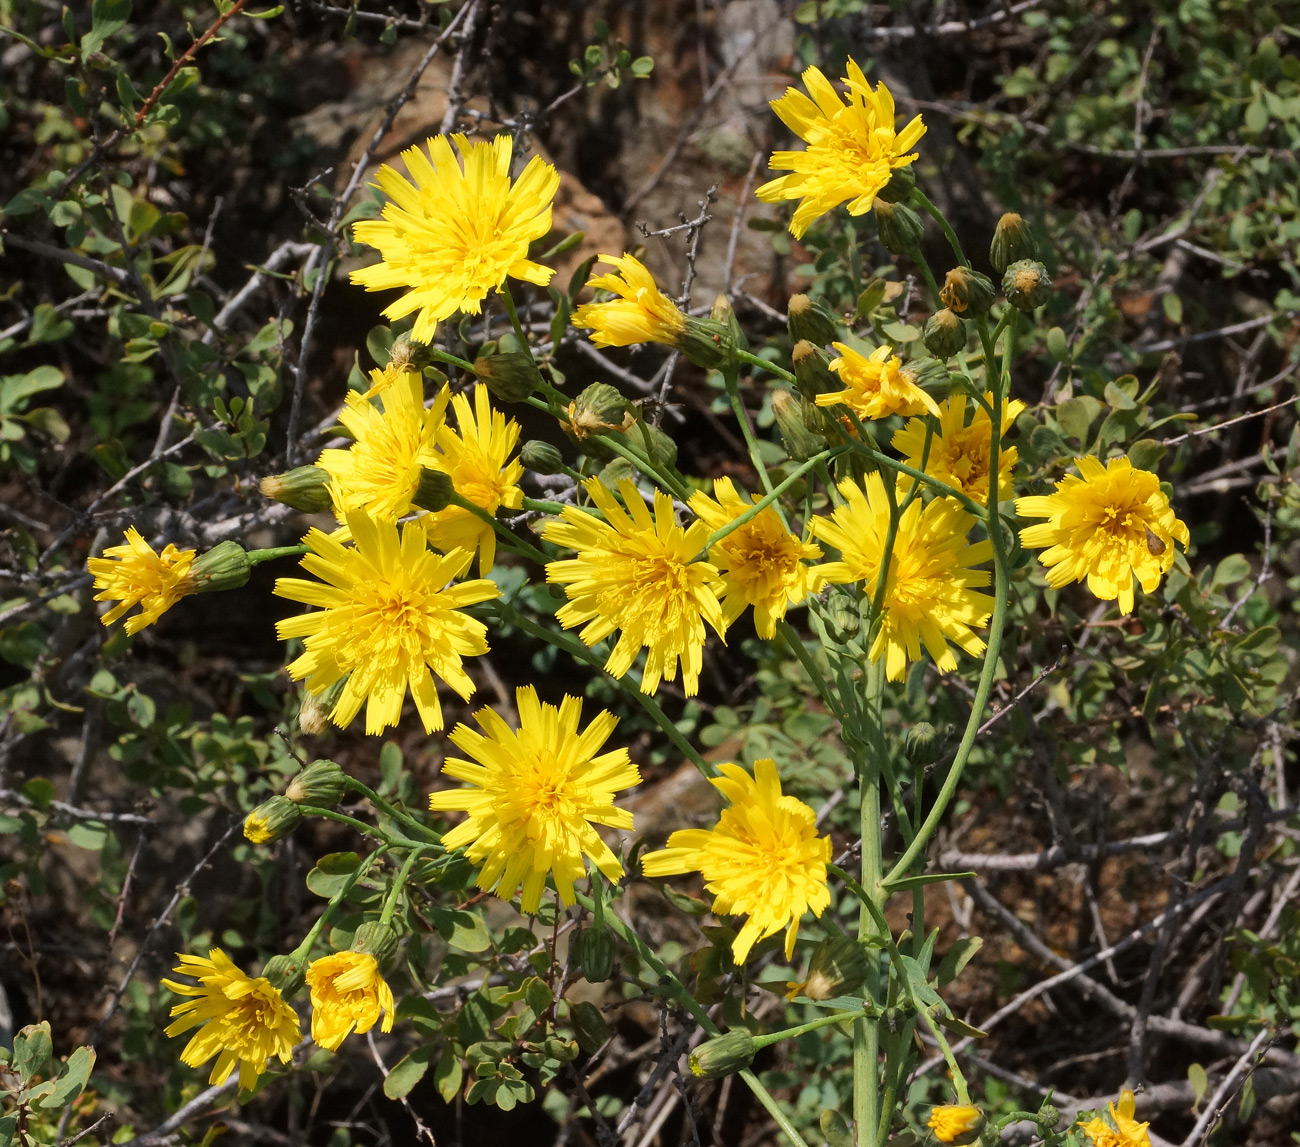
[687,477,824,638]
[1016,456,1189,615]
[317,372,449,522]
[305,951,394,1052]
[88,527,196,635]
[813,474,993,682]
[756,60,925,239]
[351,134,559,344]
[641,759,831,963]
[543,477,725,696]
[818,342,940,421]
[928,1105,983,1144]
[274,510,499,734]
[892,392,1026,504]
[429,685,640,914]
[362,361,416,400]
[1080,1090,1151,1147]
[422,386,524,575]
[572,253,686,348]
[162,949,299,1091]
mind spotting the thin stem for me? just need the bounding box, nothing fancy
[448,492,551,566]
[912,190,968,268]
[379,848,425,928]
[246,545,308,565]
[341,778,442,845]
[752,1006,880,1049]
[723,366,785,524]
[296,804,409,846]
[289,846,387,963]
[426,346,476,373]
[776,620,847,722]
[702,448,844,555]
[918,1011,971,1105]
[734,347,796,384]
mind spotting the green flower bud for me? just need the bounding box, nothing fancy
[1035,1105,1061,1129]
[572,926,616,983]
[520,440,566,475]
[771,388,826,461]
[622,418,679,470]
[789,935,869,1001]
[566,383,633,441]
[874,199,925,255]
[298,678,344,736]
[243,795,302,845]
[286,759,347,808]
[904,722,940,767]
[410,467,454,513]
[922,308,968,359]
[259,465,333,513]
[473,333,542,402]
[676,315,731,370]
[351,921,400,967]
[989,212,1038,273]
[188,541,251,595]
[710,293,746,350]
[1002,259,1052,312]
[939,267,996,317]
[786,294,839,347]
[791,339,837,400]
[261,954,305,996]
[876,163,916,204]
[688,1029,756,1079]
[826,597,860,642]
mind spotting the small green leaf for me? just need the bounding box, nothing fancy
[31,1045,95,1111]
[305,852,361,898]
[1045,326,1069,363]
[384,1046,431,1100]
[1188,1062,1208,1110]
[13,1021,53,1085]
[1127,438,1167,472]
[434,1042,463,1103]
[820,1109,853,1147]
[430,908,492,952]
[936,936,983,988]
[1055,397,1097,443]
[1162,291,1183,325]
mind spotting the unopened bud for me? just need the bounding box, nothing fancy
[791,339,837,400]
[787,294,839,347]
[989,212,1038,273]
[923,308,968,359]
[772,388,825,461]
[352,921,400,967]
[286,759,347,808]
[188,541,251,594]
[572,926,616,983]
[260,465,333,513]
[788,934,868,1001]
[520,440,566,475]
[473,333,541,402]
[623,418,679,470]
[244,795,302,845]
[876,164,916,204]
[410,467,454,513]
[676,315,731,370]
[299,679,345,735]
[1003,259,1052,312]
[261,954,305,996]
[688,1030,756,1079]
[904,722,940,766]
[710,293,745,349]
[566,383,633,441]
[826,597,860,641]
[939,267,995,317]
[874,199,925,255]
[1035,1105,1061,1129]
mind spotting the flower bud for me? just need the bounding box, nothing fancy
[1035,1105,1060,1129]
[989,212,1038,273]
[188,541,251,595]
[566,383,633,441]
[789,935,868,1001]
[826,598,860,641]
[572,926,616,983]
[623,418,679,470]
[1003,259,1052,312]
[939,267,995,316]
[927,1105,984,1146]
[298,679,344,735]
[260,465,333,513]
[520,440,566,475]
[874,199,925,255]
[710,293,746,350]
[688,1030,756,1079]
[286,759,347,808]
[791,339,837,400]
[261,954,305,996]
[876,163,916,204]
[676,315,731,370]
[351,921,400,967]
[771,388,826,461]
[473,333,542,403]
[786,294,839,347]
[243,795,302,844]
[410,467,454,513]
[904,722,940,767]
[923,308,968,360]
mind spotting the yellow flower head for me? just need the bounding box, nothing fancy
[1016,456,1189,615]
[1080,1089,1151,1147]
[430,685,641,914]
[88,527,196,635]
[572,254,687,348]
[819,342,940,421]
[351,134,559,344]
[274,510,500,734]
[928,1105,983,1145]
[687,477,824,638]
[756,60,925,239]
[363,361,417,400]
[162,949,299,1091]
[422,385,524,575]
[543,477,725,696]
[813,474,993,682]
[317,372,449,522]
[641,759,831,963]
[892,392,1026,504]
[305,951,394,1052]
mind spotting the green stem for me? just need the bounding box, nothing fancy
[289,846,388,962]
[918,1011,971,1105]
[378,847,425,928]
[776,620,847,722]
[447,491,551,566]
[492,596,716,779]
[426,346,476,373]
[701,448,844,555]
[911,190,968,269]
[842,437,985,518]
[246,545,308,564]
[341,778,442,845]
[296,803,409,845]
[723,366,782,514]
[521,495,572,515]
[752,1006,880,1049]
[734,347,796,384]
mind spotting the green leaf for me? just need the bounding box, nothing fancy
[1188,1062,1208,1110]
[434,1042,463,1103]
[383,1045,431,1100]
[1162,291,1183,325]
[570,1001,610,1054]
[934,1012,988,1039]
[13,1021,53,1084]
[886,871,975,893]
[430,908,492,953]
[22,777,55,812]
[630,56,655,77]
[1127,438,1167,472]
[1210,553,1251,591]
[24,305,74,347]
[1103,380,1137,410]
[0,1114,15,1147]
[305,852,361,898]
[84,0,131,52]
[67,822,109,851]
[936,936,983,988]
[1045,326,1069,363]
[1,366,64,414]
[820,1109,853,1147]
[31,1045,95,1111]
[1244,99,1269,133]
[1055,396,1098,443]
